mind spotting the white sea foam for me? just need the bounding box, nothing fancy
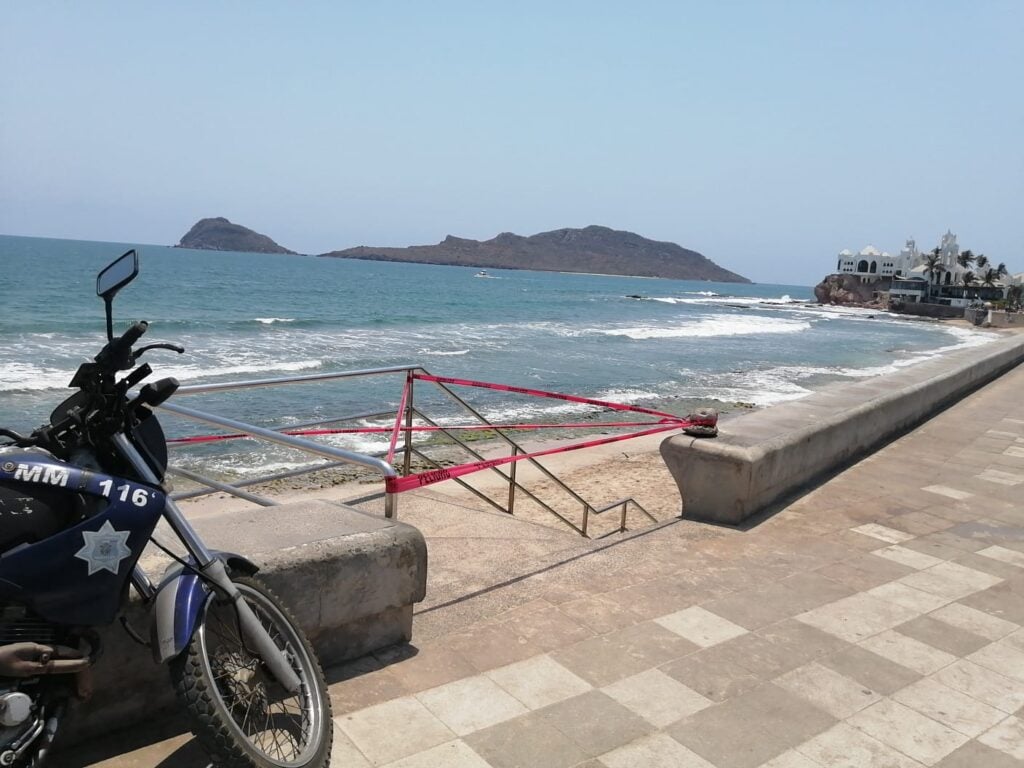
[601,315,811,340]
[0,358,325,393]
[0,363,73,393]
[253,317,296,324]
[418,349,470,356]
[649,294,803,307]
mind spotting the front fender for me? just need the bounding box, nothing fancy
[149,551,259,664]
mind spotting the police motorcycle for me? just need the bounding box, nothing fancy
[0,251,332,767]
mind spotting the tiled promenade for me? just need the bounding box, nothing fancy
[81,362,1024,767]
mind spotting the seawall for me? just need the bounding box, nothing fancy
[660,333,1024,525]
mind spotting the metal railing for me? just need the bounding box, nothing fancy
[159,364,657,537]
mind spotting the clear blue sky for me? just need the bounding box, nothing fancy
[2,2,1021,284]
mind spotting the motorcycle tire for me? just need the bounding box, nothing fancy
[169,576,333,768]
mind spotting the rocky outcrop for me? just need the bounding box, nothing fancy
[321,225,750,283]
[814,274,890,307]
[177,218,295,254]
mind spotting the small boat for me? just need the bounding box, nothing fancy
[474,270,490,278]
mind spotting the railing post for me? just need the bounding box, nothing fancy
[581,504,590,537]
[385,492,397,519]
[619,501,628,533]
[507,446,518,514]
[402,371,414,477]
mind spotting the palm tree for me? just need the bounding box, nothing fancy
[996,262,1008,279]
[1008,284,1023,310]
[975,253,989,270]
[982,267,1000,287]
[923,252,943,301]
[957,249,975,269]
[961,270,976,290]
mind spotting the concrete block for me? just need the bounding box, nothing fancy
[661,336,1024,525]
[61,500,427,744]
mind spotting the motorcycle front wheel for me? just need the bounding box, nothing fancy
[170,576,333,768]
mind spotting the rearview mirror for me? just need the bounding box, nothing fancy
[97,249,138,299]
[97,250,139,340]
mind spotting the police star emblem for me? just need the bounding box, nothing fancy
[75,520,132,576]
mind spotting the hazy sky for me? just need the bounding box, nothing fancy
[2,2,1021,284]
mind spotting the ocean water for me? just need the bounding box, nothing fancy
[0,234,997,480]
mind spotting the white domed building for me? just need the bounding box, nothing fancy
[836,245,906,281]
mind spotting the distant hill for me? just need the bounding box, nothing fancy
[176,217,295,254]
[321,225,750,282]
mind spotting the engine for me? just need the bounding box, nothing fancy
[0,607,74,767]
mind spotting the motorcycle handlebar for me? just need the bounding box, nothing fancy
[95,321,148,369]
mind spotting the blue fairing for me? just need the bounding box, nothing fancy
[0,452,165,625]
[151,550,258,663]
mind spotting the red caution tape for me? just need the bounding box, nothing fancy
[166,370,718,495]
[384,373,716,494]
[384,423,684,494]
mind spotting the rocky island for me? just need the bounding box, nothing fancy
[321,225,750,283]
[176,217,295,254]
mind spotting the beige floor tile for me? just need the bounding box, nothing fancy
[485,654,592,710]
[795,593,919,642]
[978,716,1024,760]
[933,659,1024,714]
[851,523,915,544]
[968,641,1024,683]
[867,582,952,613]
[775,661,881,719]
[977,468,1024,486]
[929,602,1019,641]
[331,725,373,768]
[818,645,921,695]
[659,645,764,703]
[934,740,1024,768]
[758,750,827,768]
[597,732,716,768]
[977,545,1024,568]
[538,690,654,758]
[848,699,969,766]
[667,683,836,768]
[794,722,924,768]
[549,635,651,687]
[1005,627,1024,652]
[859,630,957,675]
[894,615,990,657]
[892,677,1006,737]
[871,545,945,570]
[654,606,749,647]
[464,712,589,768]
[921,485,973,501]
[602,669,713,727]
[416,675,528,736]
[897,562,1002,601]
[336,697,456,766]
[380,740,492,768]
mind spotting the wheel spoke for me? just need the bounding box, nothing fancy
[187,578,328,766]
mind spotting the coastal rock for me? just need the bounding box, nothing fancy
[814,273,888,307]
[321,225,750,282]
[177,217,295,254]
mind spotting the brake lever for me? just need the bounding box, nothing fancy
[134,343,186,358]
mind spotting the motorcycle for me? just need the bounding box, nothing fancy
[0,251,333,767]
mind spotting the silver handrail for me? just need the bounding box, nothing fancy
[159,363,659,536]
[159,400,399,518]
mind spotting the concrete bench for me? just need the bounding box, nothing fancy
[660,335,1024,526]
[63,500,427,744]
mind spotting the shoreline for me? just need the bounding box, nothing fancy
[177,320,1022,524]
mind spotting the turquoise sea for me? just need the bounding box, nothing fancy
[0,235,997,479]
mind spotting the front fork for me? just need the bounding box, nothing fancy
[115,435,301,693]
